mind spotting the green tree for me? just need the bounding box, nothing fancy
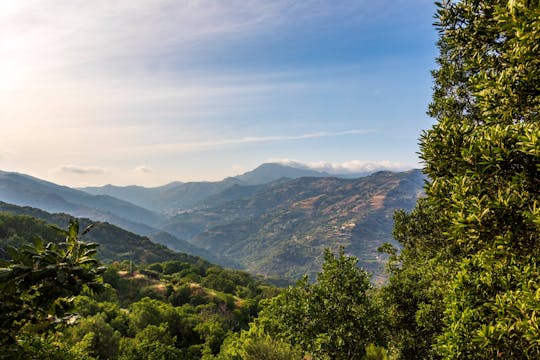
[383,199,451,358]
[66,313,121,359]
[0,219,104,354]
[217,333,304,360]
[387,0,540,358]
[233,249,384,360]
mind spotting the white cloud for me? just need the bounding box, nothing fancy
[134,165,152,173]
[53,165,108,175]
[272,159,414,174]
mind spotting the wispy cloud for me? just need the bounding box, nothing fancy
[273,159,415,174]
[53,165,108,175]
[1,0,376,79]
[137,129,374,153]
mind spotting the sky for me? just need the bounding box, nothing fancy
[1,0,438,187]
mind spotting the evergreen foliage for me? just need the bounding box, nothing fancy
[0,213,277,359]
[386,0,540,358]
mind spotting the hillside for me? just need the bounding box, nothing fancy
[0,213,281,358]
[163,170,425,280]
[0,202,226,266]
[0,170,163,235]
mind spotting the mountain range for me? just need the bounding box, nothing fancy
[0,163,425,280]
[80,163,372,213]
[161,169,424,280]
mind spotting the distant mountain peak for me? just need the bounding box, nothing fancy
[233,162,334,185]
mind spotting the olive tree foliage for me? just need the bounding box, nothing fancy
[221,249,384,360]
[387,0,539,358]
[0,219,105,354]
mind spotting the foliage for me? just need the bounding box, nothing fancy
[0,209,278,359]
[385,0,540,358]
[217,333,304,360]
[382,199,451,358]
[0,219,104,355]
[66,313,121,359]
[437,250,540,359]
[225,249,385,359]
[55,257,276,359]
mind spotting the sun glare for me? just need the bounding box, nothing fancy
[1,1,26,91]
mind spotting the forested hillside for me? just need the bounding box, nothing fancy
[0,219,279,359]
[180,170,423,279]
[1,169,424,280]
[0,201,234,267]
[0,210,208,265]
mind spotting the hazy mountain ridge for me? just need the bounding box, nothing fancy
[0,201,235,267]
[0,202,208,265]
[82,178,245,213]
[79,163,376,214]
[0,170,162,235]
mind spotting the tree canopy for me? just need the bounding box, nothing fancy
[386,0,540,358]
[221,249,385,359]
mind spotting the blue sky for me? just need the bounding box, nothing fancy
[1,0,438,186]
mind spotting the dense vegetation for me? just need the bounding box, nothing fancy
[0,219,279,359]
[0,201,227,266]
[382,0,540,358]
[0,0,538,358]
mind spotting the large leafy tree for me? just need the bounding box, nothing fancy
[388,0,539,358]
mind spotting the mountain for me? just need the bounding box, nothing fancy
[1,167,425,281]
[79,162,372,213]
[80,182,184,213]
[81,178,244,213]
[0,203,208,265]
[161,170,425,280]
[0,170,163,235]
[0,201,236,267]
[231,163,334,185]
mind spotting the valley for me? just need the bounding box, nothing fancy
[0,163,424,281]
